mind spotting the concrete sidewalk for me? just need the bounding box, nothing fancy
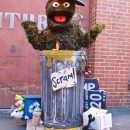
[0,109,26,130]
[0,108,130,130]
[109,108,130,130]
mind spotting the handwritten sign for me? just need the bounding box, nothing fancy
[51,67,77,91]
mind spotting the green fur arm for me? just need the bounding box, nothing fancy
[84,24,105,47]
[21,20,46,50]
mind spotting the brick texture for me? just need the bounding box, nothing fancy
[1,0,130,108]
[89,0,130,107]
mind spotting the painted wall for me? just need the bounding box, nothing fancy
[0,0,90,108]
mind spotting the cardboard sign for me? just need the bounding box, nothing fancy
[51,67,77,91]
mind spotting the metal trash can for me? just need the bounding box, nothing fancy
[40,51,84,128]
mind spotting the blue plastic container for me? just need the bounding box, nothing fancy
[22,95,41,120]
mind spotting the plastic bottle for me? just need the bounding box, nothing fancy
[32,104,41,126]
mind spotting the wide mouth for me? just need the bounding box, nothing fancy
[48,11,73,23]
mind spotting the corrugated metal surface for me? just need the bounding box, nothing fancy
[40,51,84,128]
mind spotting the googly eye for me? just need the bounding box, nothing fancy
[52,2,60,7]
[63,2,70,8]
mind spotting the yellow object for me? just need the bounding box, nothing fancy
[43,50,74,67]
[45,127,81,130]
[15,94,24,101]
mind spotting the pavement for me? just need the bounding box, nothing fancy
[0,108,130,130]
[0,109,26,130]
[108,108,130,130]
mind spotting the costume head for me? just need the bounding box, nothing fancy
[46,0,85,30]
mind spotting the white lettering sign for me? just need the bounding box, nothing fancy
[0,12,84,31]
[51,67,77,91]
[0,12,3,28]
[84,83,96,90]
[0,12,47,30]
[5,12,21,29]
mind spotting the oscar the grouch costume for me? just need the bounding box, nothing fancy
[21,0,105,50]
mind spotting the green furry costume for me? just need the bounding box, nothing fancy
[21,0,105,50]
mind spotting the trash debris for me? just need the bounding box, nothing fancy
[11,94,24,119]
[83,107,112,130]
[32,104,41,126]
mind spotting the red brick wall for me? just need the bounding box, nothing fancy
[89,0,130,107]
[1,0,129,108]
[0,0,44,108]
